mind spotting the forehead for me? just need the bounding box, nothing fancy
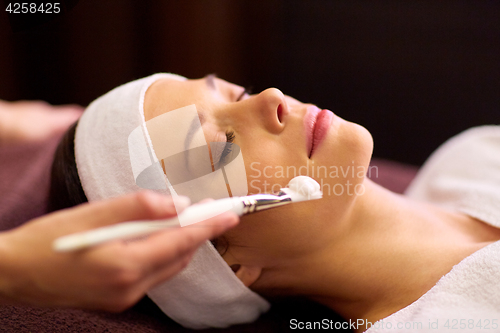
[144,77,208,122]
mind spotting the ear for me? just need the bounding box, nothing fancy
[230,264,262,287]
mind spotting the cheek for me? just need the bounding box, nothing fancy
[226,200,328,261]
[245,162,291,194]
[241,141,304,194]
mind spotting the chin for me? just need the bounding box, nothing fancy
[319,119,373,167]
[343,122,373,185]
[312,120,373,199]
[351,122,374,167]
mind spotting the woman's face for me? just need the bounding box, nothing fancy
[144,75,373,277]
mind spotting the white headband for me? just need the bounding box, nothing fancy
[75,73,270,329]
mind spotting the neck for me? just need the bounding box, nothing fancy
[283,178,500,327]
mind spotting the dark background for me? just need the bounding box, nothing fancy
[1,0,499,166]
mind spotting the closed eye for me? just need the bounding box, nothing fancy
[218,131,235,165]
[210,130,236,169]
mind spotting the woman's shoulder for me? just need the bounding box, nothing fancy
[405,125,500,227]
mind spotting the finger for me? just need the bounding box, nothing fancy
[48,109,83,130]
[109,250,196,310]
[55,104,85,112]
[141,249,197,290]
[196,198,215,204]
[52,192,191,232]
[131,211,239,270]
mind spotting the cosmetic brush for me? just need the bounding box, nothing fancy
[53,176,322,252]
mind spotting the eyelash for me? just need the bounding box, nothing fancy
[225,131,235,143]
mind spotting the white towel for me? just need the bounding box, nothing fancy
[366,126,500,333]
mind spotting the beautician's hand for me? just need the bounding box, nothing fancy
[0,99,83,145]
[0,191,238,311]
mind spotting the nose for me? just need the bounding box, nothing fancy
[248,88,288,134]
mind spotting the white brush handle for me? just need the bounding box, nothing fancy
[178,197,243,226]
[52,176,322,253]
[53,198,243,252]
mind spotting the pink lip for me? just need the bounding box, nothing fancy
[304,106,334,158]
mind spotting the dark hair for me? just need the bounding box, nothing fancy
[48,121,88,212]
